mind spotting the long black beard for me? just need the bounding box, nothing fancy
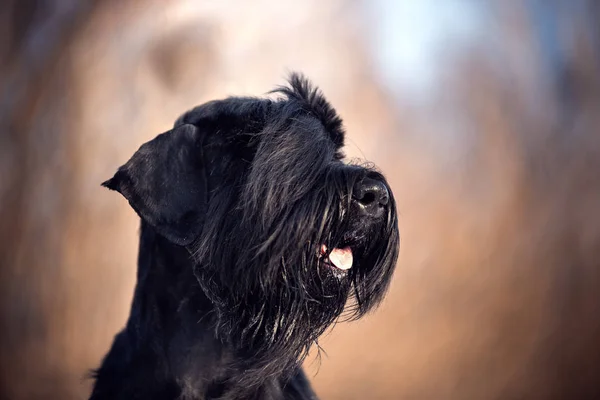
[189,111,399,389]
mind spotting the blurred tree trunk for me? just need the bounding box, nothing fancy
[0,2,106,399]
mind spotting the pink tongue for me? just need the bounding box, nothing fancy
[328,247,353,270]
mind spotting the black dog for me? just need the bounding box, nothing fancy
[90,74,399,400]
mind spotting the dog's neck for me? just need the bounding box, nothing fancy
[91,221,314,400]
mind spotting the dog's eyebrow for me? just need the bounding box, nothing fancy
[271,72,345,148]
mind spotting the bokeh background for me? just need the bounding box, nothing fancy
[1,1,600,399]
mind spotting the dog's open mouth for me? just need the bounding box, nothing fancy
[320,244,353,270]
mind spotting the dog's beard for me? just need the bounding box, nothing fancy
[188,119,399,386]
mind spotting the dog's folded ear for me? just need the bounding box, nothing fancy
[102,123,207,246]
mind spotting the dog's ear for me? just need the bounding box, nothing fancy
[102,123,207,246]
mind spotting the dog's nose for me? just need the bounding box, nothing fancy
[352,178,389,217]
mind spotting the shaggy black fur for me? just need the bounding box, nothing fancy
[90,74,399,400]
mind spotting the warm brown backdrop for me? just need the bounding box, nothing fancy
[1,1,600,399]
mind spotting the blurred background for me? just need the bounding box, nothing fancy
[1,0,600,399]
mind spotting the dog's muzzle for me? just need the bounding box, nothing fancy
[317,178,390,271]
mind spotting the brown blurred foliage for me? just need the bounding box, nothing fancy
[1,1,599,399]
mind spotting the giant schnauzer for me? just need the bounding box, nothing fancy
[90,74,399,400]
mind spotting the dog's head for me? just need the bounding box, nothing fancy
[103,74,399,382]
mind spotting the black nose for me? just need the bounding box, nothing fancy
[352,178,389,217]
